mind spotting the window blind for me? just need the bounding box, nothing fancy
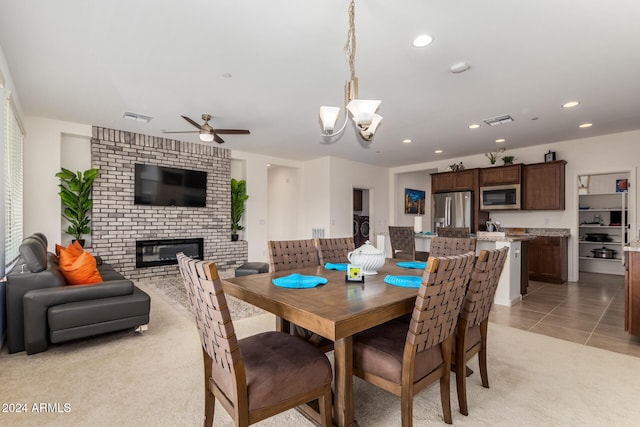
[3,94,24,275]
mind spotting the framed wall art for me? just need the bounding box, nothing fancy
[404,188,425,215]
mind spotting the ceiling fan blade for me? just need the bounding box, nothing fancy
[181,115,203,130]
[213,129,251,135]
[212,132,225,144]
[161,130,199,134]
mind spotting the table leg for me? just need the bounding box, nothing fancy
[333,336,356,427]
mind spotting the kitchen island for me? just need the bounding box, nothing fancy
[416,232,539,306]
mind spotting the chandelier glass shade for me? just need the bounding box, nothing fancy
[319,0,382,142]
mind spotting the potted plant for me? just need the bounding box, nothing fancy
[231,178,249,241]
[485,148,505,165]
[502,155,516,165]
[56,167,99,246]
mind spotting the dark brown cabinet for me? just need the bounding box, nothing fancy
[528,236,568,283]
[479,164,522,187]
[522,161,567,210]
[625,251,640,335]
[431,169,478,193]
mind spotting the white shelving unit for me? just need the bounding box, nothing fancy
[578,192,628,275]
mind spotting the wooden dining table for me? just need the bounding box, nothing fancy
[221,259,424,427]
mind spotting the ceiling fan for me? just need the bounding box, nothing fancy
[162,114,250,144]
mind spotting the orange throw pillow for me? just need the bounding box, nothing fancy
[58,247,103,285]
[56,241,84,257]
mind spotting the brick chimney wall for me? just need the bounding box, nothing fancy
[90,127,247,280]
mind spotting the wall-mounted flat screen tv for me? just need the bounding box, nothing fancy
[134,164,207,207]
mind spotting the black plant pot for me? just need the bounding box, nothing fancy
[231,234,239,242]
[72,239,86,247]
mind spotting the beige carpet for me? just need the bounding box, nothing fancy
[2,281,640,426]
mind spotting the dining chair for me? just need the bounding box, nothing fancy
[388,226,429,261]
[176,253,333,427]
[267,239,319,271]
[315,236,355,264]
[437,227,471,238]
[454,246,509,416]
[353,252,476,426]
[429,236,477,257]
[267,239,331,350]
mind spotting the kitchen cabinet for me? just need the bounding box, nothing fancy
[578,192,628,275]
[431,169,478,193]
[528,236,568,284]
[479,164,522,187]
[625,251,640,335]
[522,160,567,210]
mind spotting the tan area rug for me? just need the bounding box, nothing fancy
[2,281,640,426]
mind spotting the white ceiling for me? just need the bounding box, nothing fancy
[2,0,640,167]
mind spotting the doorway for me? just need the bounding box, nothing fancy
[353,188,370,247]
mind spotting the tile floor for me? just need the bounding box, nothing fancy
[489,271,640,358]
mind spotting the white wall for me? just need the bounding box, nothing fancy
[395,170,432,231]
[23,117,92,251]
[267,166,299,240]
[390,130,640,282]
[230,150,304,261]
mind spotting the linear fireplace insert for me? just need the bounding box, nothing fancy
[136,238,204,268]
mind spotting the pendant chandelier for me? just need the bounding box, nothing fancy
[319,0,382,142]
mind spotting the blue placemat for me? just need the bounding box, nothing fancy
[384,275,422,288]
[397,261,427,269]
[324,262,348,271]
[272,273,328,289]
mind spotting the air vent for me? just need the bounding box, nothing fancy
[483,114,514,126]
[123,112,153,123]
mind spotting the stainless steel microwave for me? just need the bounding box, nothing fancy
[480,184,521,210]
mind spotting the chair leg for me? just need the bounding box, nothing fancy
[440,336,453,424]
[319,386,333,427]
[202,349,215,426]
[400,386,414,427]
[479,320,489,388]
[455,321,469,416]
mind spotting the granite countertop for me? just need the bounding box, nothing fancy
[522,228,571,237]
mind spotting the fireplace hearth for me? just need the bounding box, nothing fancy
[136,238,204,268]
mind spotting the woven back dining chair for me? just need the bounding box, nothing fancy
[267,239,319,272]
[176,253,333,427]
[454,246,509,416]
[316,237,355,265]
[353,252,476,426]
[388,226,429,261]
[429,236,477,258]
[266,239,331,350]
[437,227,471,238]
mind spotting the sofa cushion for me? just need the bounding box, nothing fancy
[59,251,103,285]
[19,236,48,273]
[55,240,83,257]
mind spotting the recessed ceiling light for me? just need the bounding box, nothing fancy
[412,34,433,48]
[495,138,506,143]
[434,150,443,154]
[579,123,593,128]
[402,139,412,144]
[266,163,271,167]
[562,101,580,108]
[468,124,480,129]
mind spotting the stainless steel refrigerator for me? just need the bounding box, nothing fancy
[431,191,473,233]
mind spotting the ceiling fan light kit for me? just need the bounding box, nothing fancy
[162,113,249,144]
[319,0,382,142]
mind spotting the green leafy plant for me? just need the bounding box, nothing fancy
[56,168,99,242]
[485,148,505,165]
[231,178,249,239]
[502,155,516,165]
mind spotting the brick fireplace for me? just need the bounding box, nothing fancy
[90,127,247,280]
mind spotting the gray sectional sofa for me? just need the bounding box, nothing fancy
[6,233,150,355]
